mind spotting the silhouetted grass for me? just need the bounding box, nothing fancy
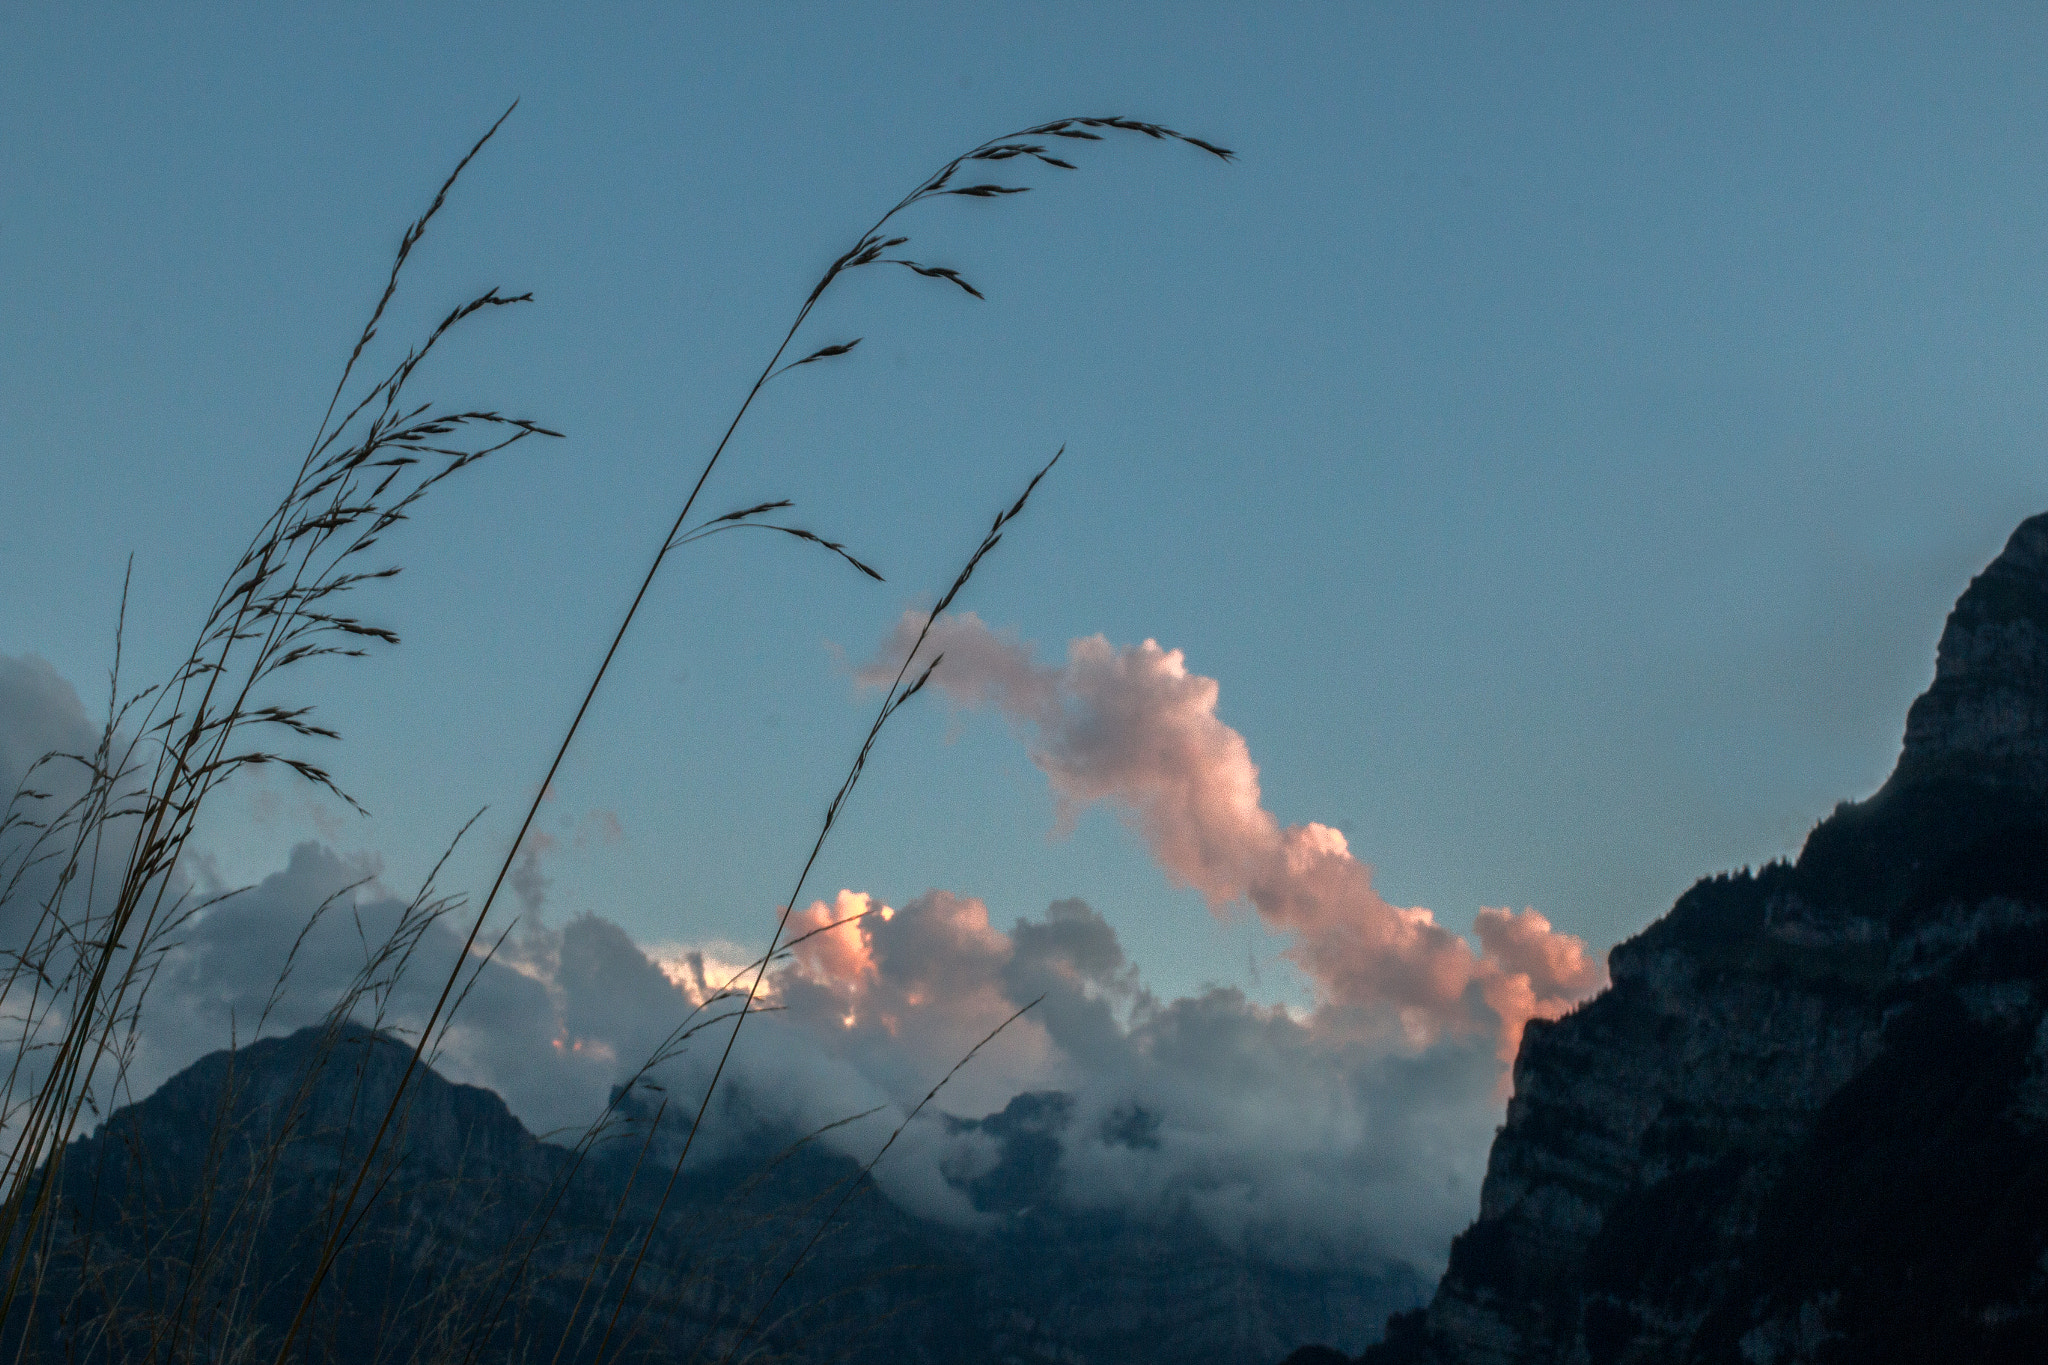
[0,106,1230,1364]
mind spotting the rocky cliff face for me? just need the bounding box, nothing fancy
[1359,513,2048,1365]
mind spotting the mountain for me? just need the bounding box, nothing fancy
[1312,512,2048,1364]
[5,1023,1423,1363]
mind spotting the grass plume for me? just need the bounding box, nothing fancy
[0,106,1230,1364]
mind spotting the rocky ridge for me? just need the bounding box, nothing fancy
[1343,512,2048,1364]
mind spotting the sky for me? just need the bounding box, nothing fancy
[7,0,2048,1277]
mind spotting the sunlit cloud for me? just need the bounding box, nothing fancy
[858,611,1605,1059]
[0,632,1607,1272]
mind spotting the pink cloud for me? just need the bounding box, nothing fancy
[787,889,885,990]
[774,888,1056,1114]
[1473,905,1604,1061]
[859,611,1606,1062]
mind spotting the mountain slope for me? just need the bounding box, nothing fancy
[8,1023,1422,1363]
[1350,512,2048,1364]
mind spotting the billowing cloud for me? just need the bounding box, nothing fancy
[1,631,1607,1276]
[757,885,1501,1265]
[1473,904,1603,1060]
[0,653,99,801]
[77,841,1497,1268]
[858,612,1605,1058]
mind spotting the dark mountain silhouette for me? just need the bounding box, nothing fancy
[1289,511,2048,1364]
[7,1023,1422,1363]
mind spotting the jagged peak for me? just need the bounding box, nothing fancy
[1618,515,2048,956]
[1885,510,2048,797]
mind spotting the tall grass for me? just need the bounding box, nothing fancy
[0,108,1229,1363]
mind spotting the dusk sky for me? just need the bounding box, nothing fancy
[8,4,2048,1079]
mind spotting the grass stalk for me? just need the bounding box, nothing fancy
[1,106,1229,1365]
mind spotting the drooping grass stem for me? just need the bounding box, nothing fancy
[275,114,1227,1364]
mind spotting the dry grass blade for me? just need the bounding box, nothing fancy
[1,104,1228,1365]
[757,527,884,580]
[666,507,883,580]
[711,500,795,524]
[770,339,863,380]
[0,101,551,1358]
[687,523,884,580]
[887,261,984,299]
[299,123,1227,1351]
[319,102,521,444]
[585,450,1063,1365]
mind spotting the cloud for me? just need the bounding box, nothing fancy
[510,829,556,918]
[91,844,1495,1268]
[0,651,101,809]
[728,887,1502,1266]
[858,612,1605,1058]
[2,628,1607,1275]
[121,844,703,1143]
[1473,904,1604,1061]
[0,655,108,1129]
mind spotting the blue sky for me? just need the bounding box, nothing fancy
[7,2,2048,1009]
